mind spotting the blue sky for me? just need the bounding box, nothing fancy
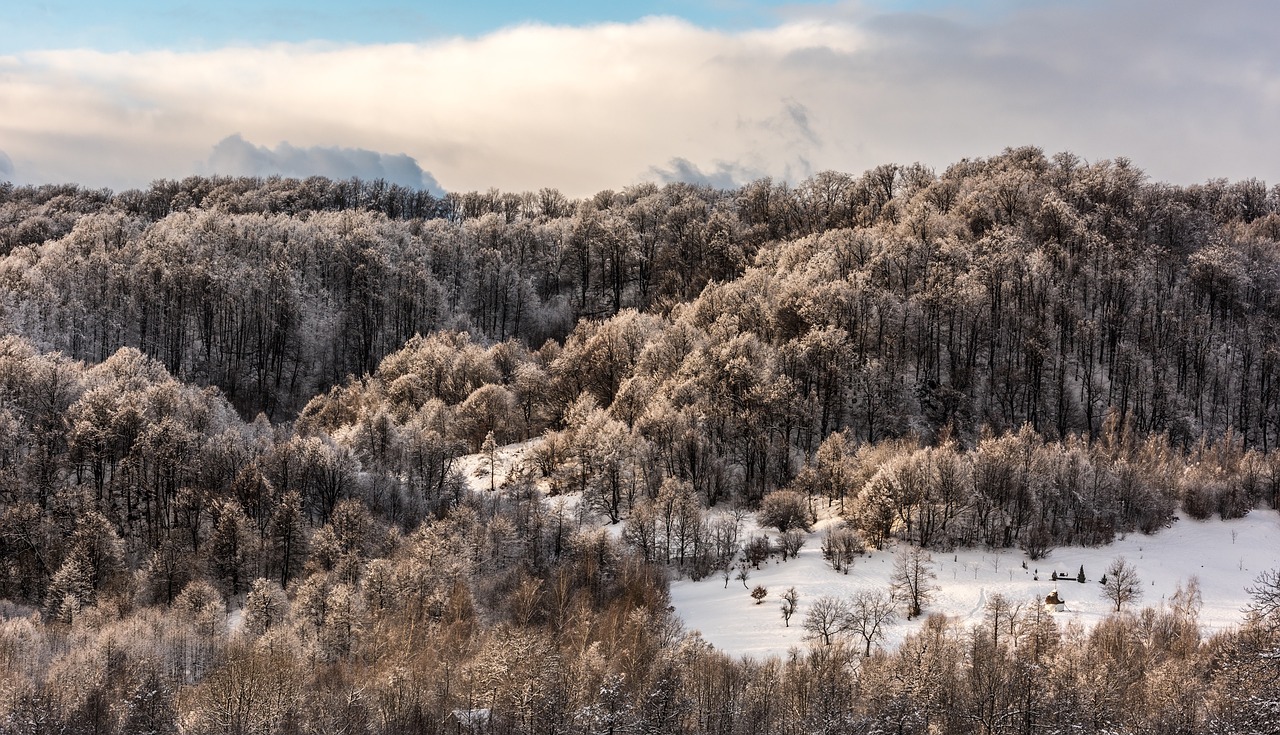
[7,1,826,52]
[1,0,1277,194]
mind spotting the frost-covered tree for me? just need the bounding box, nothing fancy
[1244,568,1280,631]
[268,489,307,587]
[758,489,812,532]
[45,553,93,623]
[207,500,254,596]
[242,577,288,638]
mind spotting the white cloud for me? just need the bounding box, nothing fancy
[0,3,1276,195]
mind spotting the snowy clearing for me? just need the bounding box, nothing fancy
[670,510,1280,660]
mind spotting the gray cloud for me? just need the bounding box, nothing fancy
[0,149,13,179]
[207,135,442,194]
[796,0,1280,183]
[652,99,820,189]
[649,157,764,189]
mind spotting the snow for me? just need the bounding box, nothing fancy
[670,510,1280,660]
[226,607,244,634]
[454,439,541,494]
[456,438,591,518]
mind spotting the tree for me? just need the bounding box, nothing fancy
[780,587,800,626]
[481,430,499,492]
[173,578,226,639]
[45,553,93,623]
[67,511,125,592]
[242,577,288,637]
[1101,557,1142,612]
[779,529,806,559]
[751,585,768,604]
[208,499,254,596]
[803,595,851,646]
[847,589,897,656]
[1244,568,1280,631]
[269,489,307,587]
[744,535,772,568]
[890,545,938,619]
[821,526,863,573]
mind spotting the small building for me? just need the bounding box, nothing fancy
[1044,589,1065,613]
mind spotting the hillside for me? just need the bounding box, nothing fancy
[1,153,1279,733]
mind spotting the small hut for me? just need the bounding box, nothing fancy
[1044,588,1065,613]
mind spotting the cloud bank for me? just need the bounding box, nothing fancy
[206,135,442,193]
[0,0,1277,195]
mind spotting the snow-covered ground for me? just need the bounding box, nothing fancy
[670,511,1280,660]
[454,439,541,492]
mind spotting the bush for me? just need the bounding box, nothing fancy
[1181,482,1216,520]
[744,535,773,568]
[758,490,813,533]
[751,586,768,604]
[779,529,806,559]
[822,526,864,573]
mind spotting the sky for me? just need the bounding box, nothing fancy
[1,0,1277,196]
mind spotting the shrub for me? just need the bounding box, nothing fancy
[822,526,864,573]
[758,490,813,533]
[744,535,773,568]
[779,529,806,559]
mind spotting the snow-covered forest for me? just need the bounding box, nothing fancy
[1,147,1279,733]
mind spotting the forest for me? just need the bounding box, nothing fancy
[0,147,1279,733]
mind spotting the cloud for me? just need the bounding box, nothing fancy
[0,2,1276,195]
[206,134,442,193]
[649,157,763,189]
[0,149,12,179]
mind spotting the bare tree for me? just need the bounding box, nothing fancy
[780,587,800,627]
[822,526,863,573]
[1244,568,1280,631]
[1101,557,1142,612]
[803,595,852,646]
[779,529,806,559]
[890,545,938,619]
[847,589,897,656]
